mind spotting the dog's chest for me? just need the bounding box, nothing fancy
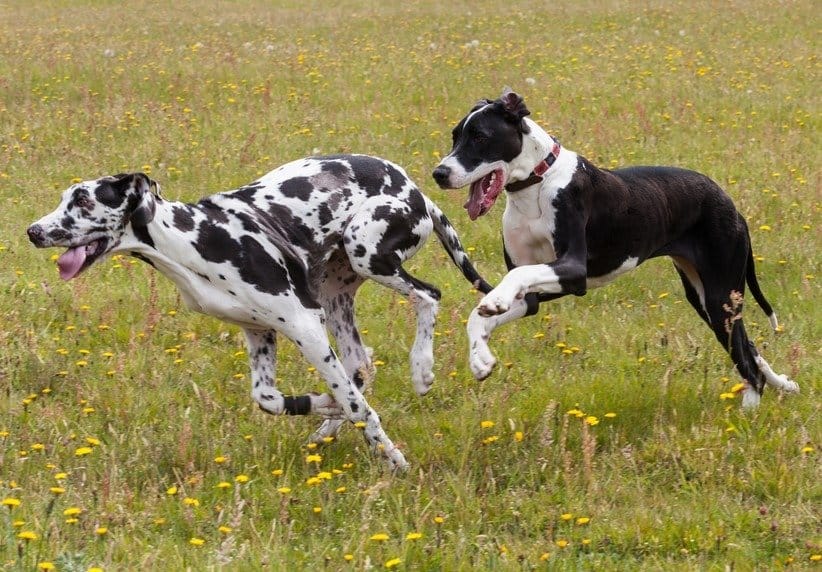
[502,191,557,266]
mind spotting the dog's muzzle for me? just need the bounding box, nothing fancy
[27,224,47,247]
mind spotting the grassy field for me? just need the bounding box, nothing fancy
[1,0,819,569]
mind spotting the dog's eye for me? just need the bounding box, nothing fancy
[472,132,488,144]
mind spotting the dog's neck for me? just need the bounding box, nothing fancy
[505,118,564,193]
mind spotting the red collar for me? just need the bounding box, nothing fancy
[505,138,561,193]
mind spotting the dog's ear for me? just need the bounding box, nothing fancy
[122,172,158,227]
[499,87,530,127]
[470,98,494,112]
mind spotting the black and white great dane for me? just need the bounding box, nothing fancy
[28,154,491,470]
[432,89,799,408]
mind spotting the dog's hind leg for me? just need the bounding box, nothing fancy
[344,198,442,396]
[694,256,797,408]
[310,257,373,443]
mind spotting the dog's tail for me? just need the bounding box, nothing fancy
[746,245,778,330]
[425,196,493,294]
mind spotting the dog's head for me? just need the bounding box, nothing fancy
[27,172,160,280]
[432,88,533,220]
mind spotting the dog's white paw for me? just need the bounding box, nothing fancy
[309,419,345,443]
[469,339,497,380]
[410,348,435,395]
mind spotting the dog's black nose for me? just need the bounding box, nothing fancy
[432,165,452,188]
[27,224,45,245]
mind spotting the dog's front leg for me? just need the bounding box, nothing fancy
[477,258,586,316]
[467,298,531,379]
[244,328,342,417]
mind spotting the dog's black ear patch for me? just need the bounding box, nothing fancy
[117,172,158,227]
[498,88,530,131]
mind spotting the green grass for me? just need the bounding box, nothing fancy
[1,0,819,569]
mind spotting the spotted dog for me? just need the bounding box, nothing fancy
[28,155,491,470]
[432,89,799,408]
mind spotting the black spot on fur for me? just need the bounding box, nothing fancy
[94,182,124,208]
[172,206,195,232]
[280,177,313,200]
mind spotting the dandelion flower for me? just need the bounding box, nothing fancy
[385,558,402,568]
[189,537,205,546]
[95,527,108,536]
[560,513,573,521]
[38,563,55,570]
[313,507,322,514]
[604,412,617,419]
[540,552,551,561]
[2,497,21,508]
[801,446,814,454]
[271,469,284,476]
[433,516,444,524]
[18,530,38,541]
[74,446,93,456]
[584,416,599,426]
[335,486,346,493]
[576,517,591,525]
[514,431,524,442]
[166,486,178,496]
[183,497,200,507]
[50,487,65,495]
[305,454,322,464]
[556,539,569,548]
[219,525,232,534]
[63,507,82,517]
[344,554,354,562]
[405,532,422,540]
[278,487,292,494]
[214,455,228,464]
[216,482,232,490]
[235,474,249,483]
[370,533,390,541]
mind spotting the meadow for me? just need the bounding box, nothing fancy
[0,0,819,569]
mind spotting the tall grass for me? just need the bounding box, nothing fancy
[1,0,819,569]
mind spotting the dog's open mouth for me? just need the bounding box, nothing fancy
[464,168,505,220]
[57,240,107,281]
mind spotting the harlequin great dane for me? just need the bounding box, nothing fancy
[28,154,491,471]
[432,89,799,408]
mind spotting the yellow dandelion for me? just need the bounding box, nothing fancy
[370,532,390,541]
[18,530,38,541]
[719,392,736,400]
[585,416,599,426]
[74,446,93,456]
[560,513,573,521]
[271,469,284,476]
[385,557,402,568]
[305,454,322,464]
[604,412,617,419]
[38,563,55,571]
[63,507,82,517]
[801,446,814,454]
[354,421,367,429]
[305,477,322,486]
[730,382,746,394]
[183,497,199,507]
[166,486,178,495]
[219,525,232,534]
[556,539,569,548]
[405,532,423,540]
[31,443,45,452]
[214,455,228,464]
[216,482,232,490]
[313,506,322,514]
[235,474,249,483]
[344,554,354,562]
[189,537,205,547]
[433,516,444,524]
[277,487,291,494]
[335,486,347,493]
[514,431,524,442]
[85,437,100,446]
[480,420,495,429]
[2,497,21,508]
[482,435,499,445]
[576,517,590,525]
[50,487,65,495]
[810,554,821,562]
[96,527,108,536]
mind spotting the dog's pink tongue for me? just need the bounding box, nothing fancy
[57,247,86,281]
[464,179,486,221]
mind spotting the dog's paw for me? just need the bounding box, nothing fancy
[477,295,511,316]
[469,340,497,380]
[411,351,435,395]
[309,419,345,444]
